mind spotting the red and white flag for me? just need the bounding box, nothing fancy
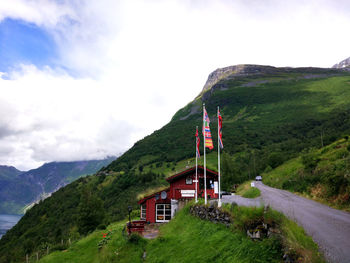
[195,127,200,158]
[218,108,223,149]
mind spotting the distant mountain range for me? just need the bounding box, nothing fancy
[0,157,115,214]
[0,166,23,180]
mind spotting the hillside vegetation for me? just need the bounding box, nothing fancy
[236,181,261,198]
[1,65,350,262]
[37,203,324,263]
[263,138,350,211]
[106,67,350,190]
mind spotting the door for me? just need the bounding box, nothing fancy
[156,204,171,222]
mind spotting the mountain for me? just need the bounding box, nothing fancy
[332,56,350,69]
[0,166,23,180]
[107,65,350,177]
[1,64,350,262]
[0,157,115,214]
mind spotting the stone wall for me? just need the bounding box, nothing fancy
[189,204,231,226]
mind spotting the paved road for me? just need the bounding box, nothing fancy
[222,182,350,263]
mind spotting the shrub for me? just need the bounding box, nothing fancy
[97,224,106,230]
[51,243,68,252]
[301,152,320,173]
[242,187,261,198]
[128,233,142,244]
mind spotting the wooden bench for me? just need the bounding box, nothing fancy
[127,220,146,235]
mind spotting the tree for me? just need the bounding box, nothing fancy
[77,187,105,235]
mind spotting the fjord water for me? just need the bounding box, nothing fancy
[0,214,22,239]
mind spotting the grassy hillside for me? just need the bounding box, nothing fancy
[2,65,350,262]
[37,203,324,263]
[106,67,350,189]
[263,138,350,211]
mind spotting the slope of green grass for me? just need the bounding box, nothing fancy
[107,71,350,191]
[146,205,282,263]
[263,138,350,211]
[38,203,324,263]
[236,181,261,198]
[38,220,145,263]
[2,66,350,262]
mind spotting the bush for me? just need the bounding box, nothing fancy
[128,233,142,244]
[97,224,106,230]
[51,243,68,252]
[301,152,320,172]
[242,187,261,198]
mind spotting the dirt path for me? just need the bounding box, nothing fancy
[142,224,160,239]
[252,182,350,263]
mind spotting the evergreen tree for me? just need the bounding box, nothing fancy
[77,186,105,235]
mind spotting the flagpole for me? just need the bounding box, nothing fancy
[195,126,198,203]
[218,106,222,207]
[203,104,207,205]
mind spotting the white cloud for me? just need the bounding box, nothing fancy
[1,0,350,170]
[0,0,76,27]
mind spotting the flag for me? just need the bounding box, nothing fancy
[203,107,214,149]
[218,109,223,149]
[195,127,200,158]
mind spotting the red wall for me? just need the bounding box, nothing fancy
[140,169,219,223]
[169,170,218,199]
[143,189,171,223]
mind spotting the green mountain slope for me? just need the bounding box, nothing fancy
[263,137,350,211]
[107,65,350,187]
[1,65,350,262]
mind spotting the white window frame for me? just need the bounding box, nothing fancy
[186,176,193,185]
[140,204,146,220]
[156,204,171,222]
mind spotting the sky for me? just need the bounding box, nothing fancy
[0,0,350,170]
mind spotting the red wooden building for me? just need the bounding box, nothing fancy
[138,166,218,223]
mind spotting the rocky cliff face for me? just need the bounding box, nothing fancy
[332,57,350,69]
[200,64,342,97]
[202,64,266,93]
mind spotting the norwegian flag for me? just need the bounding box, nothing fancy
[203,107,214,149]
[218,108,223,149]
[195,127,200,158]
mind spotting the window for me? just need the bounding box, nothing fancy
[186,176,193,185]
[141,204,146,220]
[199,178,214,189]
[156,204,171,222]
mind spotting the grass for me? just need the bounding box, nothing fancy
[146,205,281,263]
[5,69,350,263]
[38,203,324,263]
[236,181,261,198]
[280,216,324,263]
[262,138,350,211]
[222,204,324,263]
[39,219,145,263]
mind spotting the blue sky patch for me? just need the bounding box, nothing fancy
[0,18,59,72]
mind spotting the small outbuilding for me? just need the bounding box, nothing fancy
[138,166,218,223]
